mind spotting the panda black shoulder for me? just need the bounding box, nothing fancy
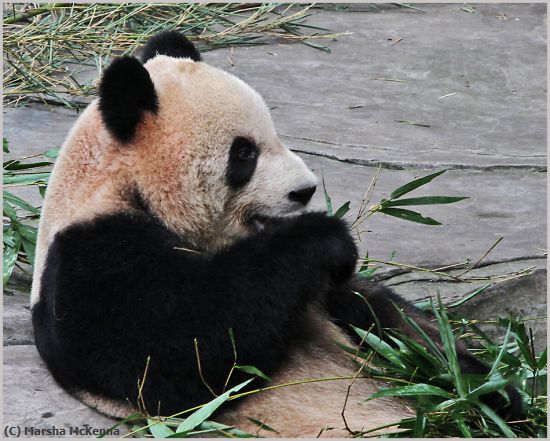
[140,31,202,63]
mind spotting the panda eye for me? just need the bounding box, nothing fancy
[226,137,260,189]
[237,143,257,161]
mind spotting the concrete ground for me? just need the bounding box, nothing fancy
[3,3,547,435]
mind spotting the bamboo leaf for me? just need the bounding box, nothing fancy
[39,185,47,198]
[3,228,21,286]
[21,236,36,267]
[235,365,271,382]
[4,160,52,171]
[194,421,253,438]
[246,417,280,434]
[489,322,512,377]
[477,402,516,438]
[3,191,40,214]
[455,415,473,438]
[147,419,174,438]
[352,325,407,369]
[467,378,509,400]
[384,196,468,207]
[431,296,465,397]
[321,174,333,216]
[537,347,547,370]
[228,327,237,360]
[367,384,453,401]
[16,223,38,243]
[3,199,19,221]
[390,170,447,199]
[413,397,427,437]
[333,201,350,219]
[174,379,253,435]
[3,173,50,186]
[379,207,441,225]
[392,302,447,365]
[445,284,491,309]
[97,413,143,438]
[503,319,537,370]
[44,147,61,158]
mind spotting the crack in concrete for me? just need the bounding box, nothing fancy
[4,341,34,347]
[372,255,547,283]
[386,267,545,287]
[291,147,548,172]
[283,133,547,160]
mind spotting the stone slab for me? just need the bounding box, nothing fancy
[376,259,547,349]
[202,3,546,170]
[2,5,546,433]
[304,155,547,266]
[2,106,547,266]
[4,4,546,171]
[3,105,76,208]
[454,268,547,351]
[3,292,33,346]
[3,345,125,437]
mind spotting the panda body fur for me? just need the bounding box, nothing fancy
[31,32,520,437]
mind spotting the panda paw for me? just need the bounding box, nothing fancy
[458,352,523,420]
[481,384,523,421]
[276,212,358,285]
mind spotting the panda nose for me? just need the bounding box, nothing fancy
[288,185,317,206]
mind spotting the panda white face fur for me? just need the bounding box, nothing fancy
[31,32,521,437]
[128,53,318,249]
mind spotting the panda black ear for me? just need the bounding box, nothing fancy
[140,31,202,63]
[98,56,158,143]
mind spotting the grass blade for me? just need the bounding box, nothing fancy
[44,147,61,158]
[445,284,491,308]
[477,402,516,437]
[3,172,50,186]
[352,325,407,369]
[467,378,509,400]
[392,303,447,365]
[321,174,333,216]
[246,417,280,434]
[455,415,473,437]
[489,322,512,377]
[235,365,271,382]
[379,207,442,225]
[431,296,465,397]
[366,383,453,401]
[3,227,21,286]
[147,419,174,438]
[384,196,468,206]
[3,191,40,214]
[174,379,253,435]
[390,170,447,199]
[333,201,351,219]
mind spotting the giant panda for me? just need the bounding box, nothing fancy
[31,32,520,437]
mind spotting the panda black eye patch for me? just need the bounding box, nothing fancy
[226,136,259,189]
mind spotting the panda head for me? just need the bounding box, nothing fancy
[97,32,317,250]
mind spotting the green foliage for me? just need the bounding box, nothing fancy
[338,302,547,438]
[326,169,468,227]
[4,143,546,437]
[115,300,546,438]
[4,3,338,108]
[2,140,59,286]
[113,380,257,438]
[377,169,468,225]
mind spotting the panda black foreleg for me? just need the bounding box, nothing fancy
[33,211,358,416]
[326,276,522,420]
